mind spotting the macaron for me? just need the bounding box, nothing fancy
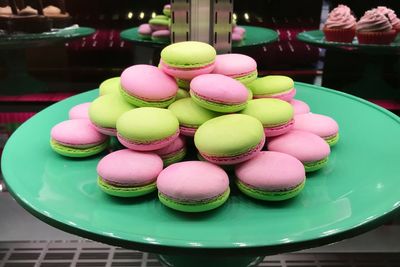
[120,65,178,107]
[153,135,187,166]
[99,77,120,96]
[89,93,136,136]
[267,130,331,172]
[212,54,257,85]
[116,107,179,151]
[240,98,294,137]
[195,114,265,165]
[290,99,311,115]
[163,4,171,17]
[160,41,217,80]
[232,32,244,43]
[233,26,246,37]
[69,102,90,120]
[151,29,170,42]
[235,151,306,201]
[97,149,163,197]
[50,119,109,157]
[175,88,190,100]
[293,113,339,146]
[149,15,170,31]
[157,161,230,212]
[248,75,296,101]
[176,78,190,90]
[190,74,249,113]
[138,23,153,39]
[168,98,220,136]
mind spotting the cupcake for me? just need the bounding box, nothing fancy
[376,6,400,34]
[323,5,356,43]
[356,9,396,45]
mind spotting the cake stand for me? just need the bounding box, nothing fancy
[297,30,400,102]
[120,25,278,64]
[0,27,95,94]
[2,83,400,267]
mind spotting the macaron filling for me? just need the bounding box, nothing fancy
[158,188,230,212]
[325,133,340,146]
[254,87,296,100]
[234,70,258,84]
[236,179,305,201]
[303,157,329,172]
[98,175,156,187]
[97,177,157,197]
[263,119,295,136]
[119,87,176,107]
[190,90,248,113]
[161,59,215,70]
[117,130,180,151]
[50,139,108,157]
[92,123,117,136]
[160,148,187,166]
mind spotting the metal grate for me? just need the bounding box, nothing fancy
[0,240,399,267]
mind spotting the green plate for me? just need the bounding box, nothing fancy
[297,30,400,55]
[2,83,400,256]
[0,27,95,49]
[120,25,278,50]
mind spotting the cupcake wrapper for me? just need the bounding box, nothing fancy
[356,30,397,45]
[323,27,356,43]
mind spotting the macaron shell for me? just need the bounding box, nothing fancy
[290,99,311,114]
[97,178,157,198]
[50,139,109,158]
[236,180,305,201]
[138,23,152,35]
[293,113,339,139]
[99,77,121,96]
[161,61,216,80]
[121,65,178,101]
[160,41,216,68]
[153,135,186,157]
[51,119,108,147]
[190,74,249,104]
[97,149,163,186]
[89,93,135,135]
[212,54,257,79]
[267,130,330,163]
[69,102,90,120]
[235,151,305,191]
[248,75,295,96]
[194,114,264,157]
[116,107,179,143]
[175,89,190,100]
[157,161,229,201]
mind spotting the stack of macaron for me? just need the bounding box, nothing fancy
[138,4,171,42]
[323,4,400,44]
[50,40,340,213]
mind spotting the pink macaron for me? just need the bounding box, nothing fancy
[50,119,109,157]
[153,135,187,166]
[235,151,306,201]
[212,54,257,85]
[293,113,339,146]
[157,161,230,212]
[232,32,244,42]
[151,29,170,41]
[290,99,311,115]
[68,102,90,120]
[267,130,331,172]
[120,65,178,107]
[97,149,163,197]
[138,23,153,39]
[233,26,246,36]
[190,74,249,113]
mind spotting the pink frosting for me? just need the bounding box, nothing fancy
[51,119,107,147]
[290,99,311,115]
[212,54,256,78]
[376,6,400,27]
[325,5,356,29]
[153,135,186,156]
[190,74,249,104]
[138,24,153,35]
[68,102,91,120]
[157,161,229,201]
[293,113,339,138]
[357,9,393,32]
[267,130,330,162]
[235,151,305,190]
[97,149,163,186]
[152,29,170,37]
[160,61,215,80]
[121,65,178,100]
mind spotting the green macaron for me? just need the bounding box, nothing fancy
[175,89,190,100]
[248,75,296,101]
[89,93,136,136]
[99,77,120,96]
[149,15,170,28]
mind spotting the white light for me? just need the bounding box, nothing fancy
[151,12,156,18]
[233,13,237,20]
[127,12,133,19]
[244,13,249,20]
[139,12,145,19]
